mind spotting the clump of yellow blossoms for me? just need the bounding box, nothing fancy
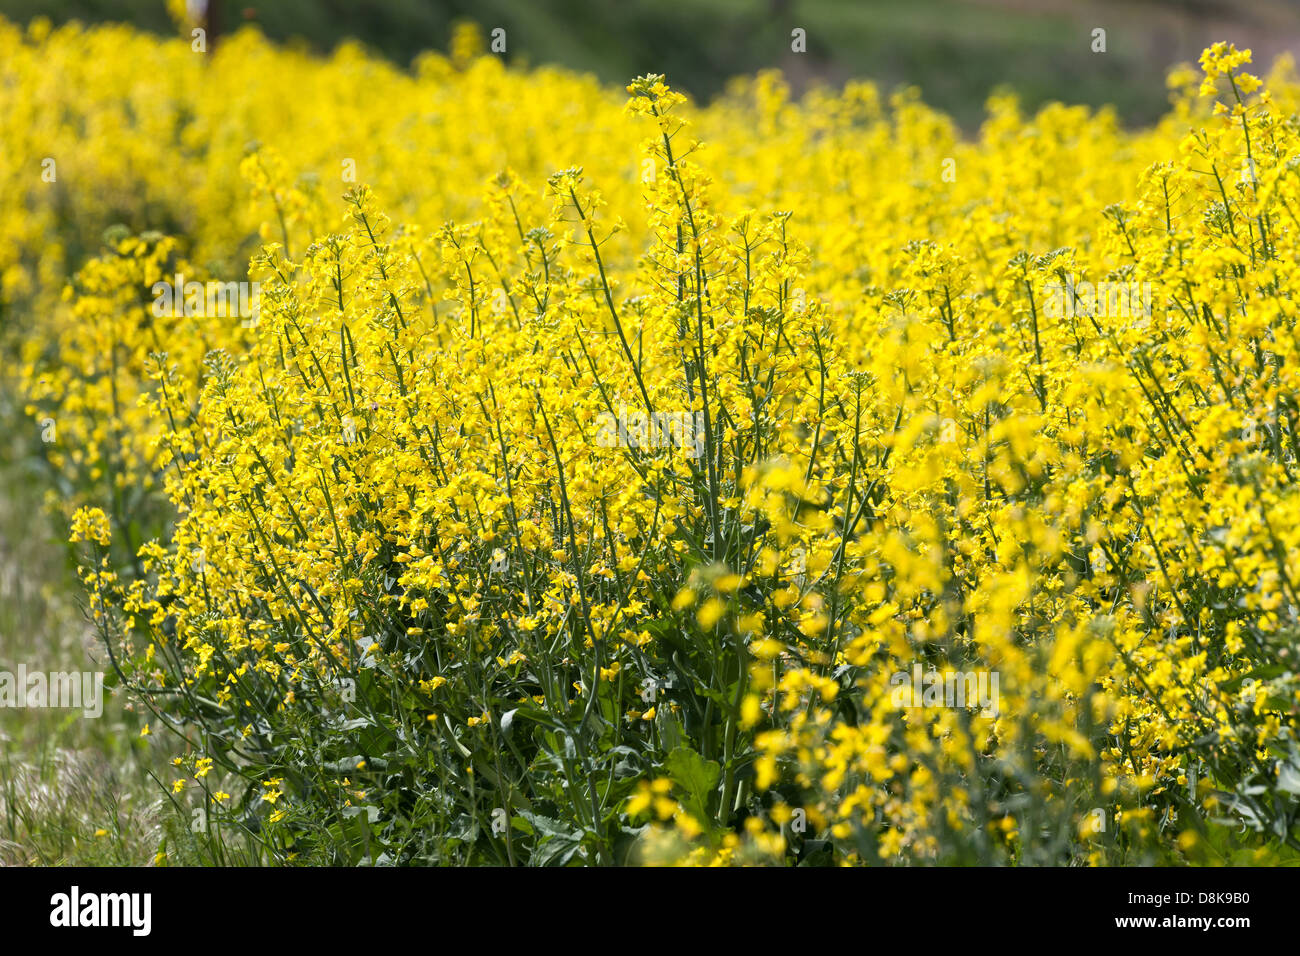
[8,17,1300,864]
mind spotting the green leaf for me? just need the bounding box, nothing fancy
[518,812,586,867]
[665,745,720,823]
[1276,751,1300,796]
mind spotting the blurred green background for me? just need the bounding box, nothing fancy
[5,2,1300,120]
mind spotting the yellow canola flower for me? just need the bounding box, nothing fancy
[13,15,1299,866]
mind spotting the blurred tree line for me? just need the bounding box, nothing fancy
[9,0,1300,127]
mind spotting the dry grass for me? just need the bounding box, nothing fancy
[0,387,167,866]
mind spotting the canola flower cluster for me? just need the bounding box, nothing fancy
[6,17,1300,864]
